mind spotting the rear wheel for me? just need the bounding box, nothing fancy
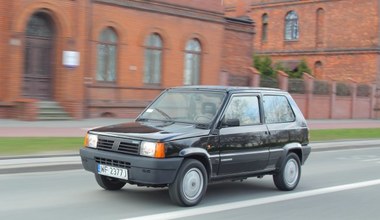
[169,159,208,206]
[273,153,301,191]
[95,173,126,190]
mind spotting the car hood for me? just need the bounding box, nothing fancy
[89,121,210,141]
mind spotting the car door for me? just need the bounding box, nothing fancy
[262,94,300,169]
[217,94,270,176]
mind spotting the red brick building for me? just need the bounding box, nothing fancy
[0,0,254,120]
[225,0,380,84]
[225,0,380,117]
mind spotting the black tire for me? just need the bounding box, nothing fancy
[273,153,301,191]
[95,173,126,190]
[169,159,208,207]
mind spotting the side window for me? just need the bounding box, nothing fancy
[224,96,261,126]
[263,95,295,123]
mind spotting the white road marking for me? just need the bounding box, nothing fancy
[122,179,380,220]
[362,158,380,162]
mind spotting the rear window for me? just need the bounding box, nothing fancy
[263,95,295,124]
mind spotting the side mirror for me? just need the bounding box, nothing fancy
[222,118,240,127]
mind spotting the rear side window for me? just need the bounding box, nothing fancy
[263,95,295,123]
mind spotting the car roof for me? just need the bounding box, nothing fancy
[169,85,282,93]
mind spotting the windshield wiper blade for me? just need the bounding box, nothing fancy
[136,117,149,121]
[154,108,172,121]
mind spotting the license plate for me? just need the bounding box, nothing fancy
[97,164,129,180]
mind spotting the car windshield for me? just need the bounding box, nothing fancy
[138,90,226,125]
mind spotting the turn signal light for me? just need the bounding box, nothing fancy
[84,134,89,147]
[154,143,165,158]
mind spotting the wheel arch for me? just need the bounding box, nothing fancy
[179,148,212,180]
[275,142,303,170]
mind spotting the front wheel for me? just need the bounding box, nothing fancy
[273,153,301,191]
[169,159,208,206]
[95,173,126,190]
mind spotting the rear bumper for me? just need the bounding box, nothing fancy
[80,148,183,186]
[302,145,311,164]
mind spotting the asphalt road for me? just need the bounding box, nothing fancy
[1,146,380,220]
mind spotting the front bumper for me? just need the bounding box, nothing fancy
[80,148,183,185]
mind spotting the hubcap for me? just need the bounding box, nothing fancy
[182,168,204,201]
[284,158,299,187]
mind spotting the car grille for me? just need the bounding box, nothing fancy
[118,141,140,155]
[96,136,140,155]
[95,157,131,169]
[97,139,114,150]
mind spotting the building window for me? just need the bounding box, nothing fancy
[144,33,163,84]
[285,11,299,40]
[314,61,323,78]
[262,13,268,42]
[316,8,325,46]
[184,39,201,85]
[97,27,117,82]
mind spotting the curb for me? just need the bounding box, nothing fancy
[311,139,380,152]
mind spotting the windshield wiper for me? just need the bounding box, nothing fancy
[136,117,149,122]
[154,108,172,121]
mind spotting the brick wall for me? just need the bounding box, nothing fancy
[269,53,379,83]
[246,70,378,119]
[222,17,254,78]
[226,0,380,84]
[158,0,224,12]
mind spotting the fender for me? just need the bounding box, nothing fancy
[179,147,213,178]
[275,142,303,170]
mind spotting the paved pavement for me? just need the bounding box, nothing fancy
[0,118,379,137]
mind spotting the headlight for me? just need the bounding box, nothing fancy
[84,134,98,148]
[140,141,165,158]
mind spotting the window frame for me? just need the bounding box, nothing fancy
[144,33,163,85]
[96,27,118,83]
[263,95,296,124]
[221,94,263,127]
[284,11,299,41]
[183,38,202,85]
[261,13,269,42]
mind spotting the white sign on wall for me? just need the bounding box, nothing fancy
[63,51,80,68]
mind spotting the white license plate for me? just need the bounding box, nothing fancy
[97,164,129,180]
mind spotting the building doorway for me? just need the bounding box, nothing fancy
[23,12,55,100]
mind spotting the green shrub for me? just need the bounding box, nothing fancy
[288,60,311,78]
[253,56,312,79]
[253,55,276,77]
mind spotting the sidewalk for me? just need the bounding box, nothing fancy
[0,118,379,137]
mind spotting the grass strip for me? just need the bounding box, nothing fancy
[310,128,380,141]
[0,137,83,156]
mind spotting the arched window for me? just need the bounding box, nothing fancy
[285,11,299,40]
[97,27,117,82]
[262,13,269,42]
[184,39,201,85]
[144,33,163,84]
[316,8,325,46]
[314,61,323,78]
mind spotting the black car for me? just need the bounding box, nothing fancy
[80,86,311,206]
